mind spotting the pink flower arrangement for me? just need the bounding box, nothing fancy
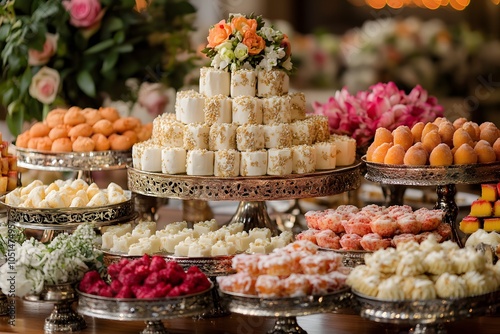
[312,82,444,147]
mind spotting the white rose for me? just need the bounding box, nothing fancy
[234,43,248,61]
[28,66,60,104]
[219,46,235,63]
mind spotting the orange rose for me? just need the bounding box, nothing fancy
[231,17,257,35]
[242,30,265,56]
[281,34,291,58]
[207,19,232,48]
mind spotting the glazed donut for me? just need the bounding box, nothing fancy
[122,130,138,145]
[92,119,114,137]
[68,123,93,141]
[36,136,53,151]
[29,122,51,138]
[63,107,86,126]
[99,107,120,122]
[113,117,141,133]
[72,136,95,152]
[91,133,111,151]
[339,233,363,250]
[359,233,391,251]
[52,138,73,152]
[15,132,31,148]
[315,230,341,249]
[82,108,102,126]
[109,134,133,151]
[369,214,398,237]
[45,108,66,128]
[48,124,70,140]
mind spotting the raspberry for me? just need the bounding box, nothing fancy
[79,271,102,293]
[183,272,211,293]
[110,280,123,294]
[107,258,130,280]
[162,262,186,286]
[153,282,172,298]
[144,272,160,287]
[136,254,151,267]
[119,266,142,286]
[99,285,114,297]
[135,286,156,299]
[87,280,107,295]
[116,285,134,298]
[149,256,167,272]
[186,266,204,275]
[167,285,183,297]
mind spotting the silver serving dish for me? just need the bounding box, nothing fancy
[321,248,370,267]
[24,282,86,333]
[77,284,213,334]
[220,288,352,334]
[352,289,500,334]
[2,191,134,229]
[15,147,132,171]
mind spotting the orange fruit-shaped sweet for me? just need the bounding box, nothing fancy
[429,143,453,166]
[432,117,447,126]
[404,143,428,166]
[371,142,393,163]
[422,130,442,153]
[366,142,377,161]
[479,121,497,131]
[452,128,474,149]
[454,143,477,165]
[474,140,496,164]
[453,117,468,130]
[411,122,425,143]
[493,137,500,161]
[421,122,439,143]
[461,121,480,142]
[392,126,413,151]
[384,144,406,165]
[438,121,455,147]
[373,128,393,146]
[479,124,500,146]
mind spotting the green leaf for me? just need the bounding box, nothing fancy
[114,44,133,53]
[0,25,10,42]
[83,39,115,55]
[7,102,25,138]
[76,71,96,97]
[113,30,125,44]
[19,67,32,96]
[101,52,119,73]
[101,17,124,35]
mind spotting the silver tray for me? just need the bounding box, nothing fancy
[2,191,134,228]
[127,162,362,201]
[352,289,500,334]
[15,147,132,171]
[77,284,213,321]
[320,248,370,267]
[363,157,500,186]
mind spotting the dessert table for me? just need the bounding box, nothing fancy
[3,300,500,334]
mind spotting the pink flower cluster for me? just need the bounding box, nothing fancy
[312,82,444,147]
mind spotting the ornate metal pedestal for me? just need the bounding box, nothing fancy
[77,285,213,334]
[363,158,500,247]
[352,289,499,334]
[24,283,86,333]
[127,162,362,235]
[220,288,352,334]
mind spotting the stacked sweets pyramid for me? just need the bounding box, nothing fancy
[132,14,356,177]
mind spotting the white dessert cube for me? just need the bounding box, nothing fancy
[249,227,272,241]
[232,96,262,125]
[262,95,291,125]
[264,123,292,149]
[186,149,214,176]
[183,123,210,150]
[231,69,256,97]
[199,67,230,97]
[267,148,293,176]
[188,242,212,257]
[141,145,162,172]
[290,119,315,146]
[204,94,232,125]
[236,124,265,151]
[240,150,268,176]
[174,237,197,257]
[132,221,157,239]
[211,240,237,256]
[292,145,316,174]
[307,114,330,143]
[193,219,218,236]
[290,92,306,121]
[110,233,139,253]
[329,134,356,166]
[248,238,273,254]
[175,90,205,124]
[225,231,252,252]
[214,149,240,177]
[161,147,187,174]
[257,70,289,97]
[209,123,237,150]
[314,142,337,170]
[160,228,193,253]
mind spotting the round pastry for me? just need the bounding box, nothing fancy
[359,233,391,251]
[15,132,30,148]
[462,121,480,141]
[72,136,96,152]
[384,144,405,165]
[479,124,499,146]
[319,210,345,233]
[493,137,500,161]
[429,143,453,166]
[416,231,443,244]
[414,208,443,231]
[27,137,41,149]
[364,247,399,274]
[474,140,496,164]
[403,142,428,165]
[136,124,153,142]
[109,134,133,151]
[371,142,392,163]
[437,121,455,147]
[29,122,51,138]
[99,107,120,122]
[51,138,73,152]
[453,117,468,130]
[339,233,363,250]
[36,136,53,151]
[122,130,138,144]
[434,273,468,299]
[48,124,70,140]
[439,240,460,252]
[82,108,102,126]
[305,211,322,230]
[68,123,93,141]
[403,276,436,300]
[452,128,474,149]
[411,122,425,143]
[296,229,318,244]
[462,271,488,296]
[92,119,114,136]
[45,108,66,128]
[421,129,441,154]
[396,252,425,277]
[369,215,397,237]
[373,127,393,146]
[315,230,341,249]
[113,117,141,133]
[387,204,413,219]
[255,275,283,297]
[63,107,86,126]
[91,133,111,151]
[346,265,380,297]
[454,143,478,165]
[342,218,372,236]
[377,276,405,300]
[392,126,413,150]
[396,213,421,234]
[420,123,438,142]
[217,273,256,295]
[422,250,451,275]
[392,233,418,247]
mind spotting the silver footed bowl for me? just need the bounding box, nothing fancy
[320,248,370,267]
[77,284,213,321]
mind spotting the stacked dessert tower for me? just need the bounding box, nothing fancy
[132,15,356,177]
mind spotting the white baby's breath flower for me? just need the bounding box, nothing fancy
[259,26,276,41]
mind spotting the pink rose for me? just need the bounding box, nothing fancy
[137,82,170,117]
[28,33,58,66]
[64,0,103,28]
[29,67,60,104]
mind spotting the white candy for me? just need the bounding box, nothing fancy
[262,95,291,125]
[204,94,232,125]
[110,233,139,253]
[45,189,67,208]
[290,92,306,121]
[225,231,252,252]
[69,196,87,208]
[230,69,256,97]
[193,219,219,236]
[161,147,187,174]
[160,228,193,253]
[211,240,237,256]
[329,134,356,166]
[292,145,316,174]
[199,67,230,97]
[101,224,133,249]
[186,149,214,176]
[132,221,157,239]
[175,90,205,124]
[263,123,292,149]
[314,142,337,170]
[183,123,210,150]
[236,124,265,151]
[188,242,212,257]
[267,148,293,175]
[290,119,315,145]
[141,145,163,172]
[86,183,101,200]
[174,237,197,256]
[87,191,109,207]
[232,96,262,125]
[249,228,272,241]
[209,123,237,151]
[257,70,289,97]
[214,149,240,177]
[240,150,268,176]
[248,238,273,254]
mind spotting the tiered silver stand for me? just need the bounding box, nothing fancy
[127,161,362,236]
[77,285,213,334]
[363,158,500,246]
[220,288,352,334]
[352,289,500,334]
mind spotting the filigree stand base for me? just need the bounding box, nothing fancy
[281,200,307,234]
[141,321,168,334]
[0,291,7,315]
[380,184,407,206]
[44,301,86,333]
[227,201,279,236]
[269,317,307,334]
[408,323,446,334]
[434,184,460,246]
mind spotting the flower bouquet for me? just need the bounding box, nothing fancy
[312,82,444,147]
[202,13,293,73]
[0,0,198,136]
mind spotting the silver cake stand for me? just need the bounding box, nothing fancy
[352,289,499,334]
[24,282,86,333]
[363,158,500,246]
[320,248,370,268]
[77,285,213,334]
[220,288,352,334]
[127,162,362,235]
